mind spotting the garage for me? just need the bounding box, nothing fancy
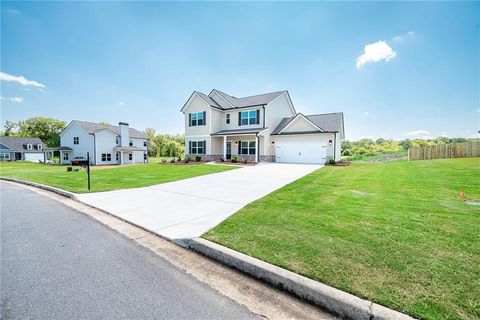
[275,137,327,164]
[24,152,44,162]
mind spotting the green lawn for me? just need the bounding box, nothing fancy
[0,161,235,193]
[204,158,480,320]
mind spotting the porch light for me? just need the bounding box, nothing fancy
[329,140,333,145]
[271,141,275,145]
[234,141,238,145]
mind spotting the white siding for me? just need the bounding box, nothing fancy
[95,130,117,165]
[264,93,297,156]
[184,95,211,136]
[60,122,94,164]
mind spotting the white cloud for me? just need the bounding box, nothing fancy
[393,31,416,42]
[0,96,4,100]
[117,101,125,106]
[364,111,369,116]
[356,41,397,69]
[404,129,430,137]
[9,97,24,103]
[0,72,45,88]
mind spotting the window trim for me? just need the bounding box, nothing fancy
[189,111,206,126]
[101,153,112,162]
[240,140,256,155]
[26,143,33,150]
[0,153,10,159]
[73,137,79,145]
[63,153,69,161]
[240,110,258,126]
[189,140,205,154]
[128,153,133,161]
[226,113,230,124]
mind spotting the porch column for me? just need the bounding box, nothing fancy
[120,151,123,165]
[223,136,227,161]
[255,135,259,163]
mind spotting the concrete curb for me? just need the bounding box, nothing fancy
[188,238,415,320]
[0,177,77,200]
[3,177,415,320]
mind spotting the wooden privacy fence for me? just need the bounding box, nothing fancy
[408,141,480,161]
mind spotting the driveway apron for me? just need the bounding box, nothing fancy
[76,163,322,242]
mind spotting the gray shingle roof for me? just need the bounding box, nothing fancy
[211,89,286,109]
[212,90,286,109]
[195,92,223,109]
[72,121,147,139]
[211,128,268,136]
[0,136,45,152]
[271,112,344,136]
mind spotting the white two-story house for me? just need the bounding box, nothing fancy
[59,121,147,165]
[181,89,344,164]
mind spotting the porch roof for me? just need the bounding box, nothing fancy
[211,128,268,136]
[115,146,145,152]
[44,146,73,151]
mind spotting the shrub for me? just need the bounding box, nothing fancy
[170,157,175,163]
[177,156,182,161]
[161,158,167,163]
[328,159,336,165]
[342,148,351,156]
[184,155,191,163]
[195,155,202,162]
[231,155,238,163]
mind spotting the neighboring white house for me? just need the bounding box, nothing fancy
[181,89,344,164]
[59,121,148,165]
[0,136,46,162]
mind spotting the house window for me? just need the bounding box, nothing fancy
[63,153,69,161]
[116,137,120,145]
[129,153,133,161]
[73,137,79,145]
[189,111,205,126]
[129,140,133,146]
[240,141,256,155]
[143,141,147,147]
[144,153,147,160]
[0,153,10,159]
[190,141,205,154]
[37,144,42,150]
[101,153,112,162]
[27,143,33,150]
[226,114,230,124]
[116,153,119,161]
[241,110,257,125]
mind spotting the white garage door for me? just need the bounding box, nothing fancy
[24,153,44,162]
[276,140,327,164]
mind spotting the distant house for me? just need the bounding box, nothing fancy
[59,121,148,165]
[0,136,46,162]
[181,89,344,164]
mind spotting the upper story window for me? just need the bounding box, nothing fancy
[189,111,206,127]
[73,137,79,145]
[129,139,133,147]
[143,141,147,147]
[37,144,42,150]
[239,110,259,126]
[116,137,120,145]
[26,143,33,150]
[226,114,230,124]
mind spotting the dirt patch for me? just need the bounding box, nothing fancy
[214,161,256,166]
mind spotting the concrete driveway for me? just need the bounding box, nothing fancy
[76,163,322,242]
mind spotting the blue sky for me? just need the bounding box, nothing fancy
[1,1,478,140]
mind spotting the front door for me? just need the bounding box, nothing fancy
[226,142,232,159]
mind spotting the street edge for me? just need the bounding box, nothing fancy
[2,177,415,320]
[188,238,415,320]
[0,177,78,199]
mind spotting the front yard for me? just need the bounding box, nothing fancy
[205,158,480,320]
[0,161,235,193]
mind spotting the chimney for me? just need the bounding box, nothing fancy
[119,122,129,147]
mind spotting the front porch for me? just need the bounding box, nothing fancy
[211,128,272,163]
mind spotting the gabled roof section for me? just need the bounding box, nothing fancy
[0,136,45,151]
[180,91,223,112]
[277,113,323,134]
[66,121,147,139]
[211,89,286,109]
[272,112,344,137]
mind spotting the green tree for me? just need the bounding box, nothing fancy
[3,121,18,136]
[16,117,66,147]
[99,121,111,126]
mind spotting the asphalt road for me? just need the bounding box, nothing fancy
[0,182,260,320]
